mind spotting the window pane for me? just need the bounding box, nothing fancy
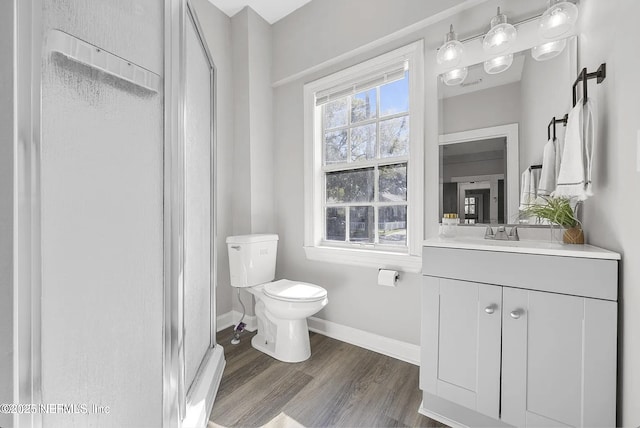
[350,124,376,162]
[379,163,407,202]
[378,205,407,246]
[380,116,409,158]
[324,130,348,164]
[326,207,346,241]
[323,98,348,129]
[349,206,374,243]
[380,72,409,116]
[351,89,377,123]
[326,168,374,203]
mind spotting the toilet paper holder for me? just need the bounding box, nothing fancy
[377,269,400,286]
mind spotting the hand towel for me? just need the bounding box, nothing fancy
[553,97,597,200]
[519,169,535,210]
[537,139,557,197]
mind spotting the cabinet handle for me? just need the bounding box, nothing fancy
[484,305,496,314]
[510,309,523,319]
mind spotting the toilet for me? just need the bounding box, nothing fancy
[226,234,328,363]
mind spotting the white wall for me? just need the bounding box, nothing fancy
[0,1,14,426]
[578,1,640,426]
[191,0,236,320]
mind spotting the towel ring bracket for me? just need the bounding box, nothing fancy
[547,114,569,141]
[572,63,606,106]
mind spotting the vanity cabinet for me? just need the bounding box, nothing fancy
[420,243,619,428]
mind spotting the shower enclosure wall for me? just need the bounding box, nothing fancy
[8,0,224,427]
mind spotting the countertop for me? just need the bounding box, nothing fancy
[423,235,621,260]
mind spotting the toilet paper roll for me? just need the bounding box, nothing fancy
[377,269,399,287]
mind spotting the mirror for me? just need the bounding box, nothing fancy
[438,36,576,224]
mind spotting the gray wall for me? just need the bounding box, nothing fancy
[442,82,522,134]
[192,2,276,318]
[0,1,14,426]
[198,0,640,423]
[578,1,640,426]
[191,0,236,319]
[231,7,275,235]
[519,50,572,173]
[271,0,541,345]
[272,0,467,83]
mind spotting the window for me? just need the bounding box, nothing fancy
[303,42,424,271]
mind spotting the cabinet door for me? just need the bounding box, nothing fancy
[421,277,502,419]
[501,288,617,427]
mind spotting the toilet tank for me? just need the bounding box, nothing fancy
[226,234,279,287]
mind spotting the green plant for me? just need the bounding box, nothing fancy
[520,196,581,228]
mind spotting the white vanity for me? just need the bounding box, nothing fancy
[419,236,620,428]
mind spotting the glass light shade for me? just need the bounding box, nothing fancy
[531,38,567,61]
[437,40,464,68]
[483,9,517,54]
[437,25,464,68]
[484,54,514,74]
[441,67,468,86]
[539,1,579,39]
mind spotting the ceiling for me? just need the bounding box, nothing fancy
[206,0,312,24]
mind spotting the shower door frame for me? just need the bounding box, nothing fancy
[164,1,225,427]
[14,0,45,426]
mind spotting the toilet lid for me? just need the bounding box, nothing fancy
[264,279,327,302]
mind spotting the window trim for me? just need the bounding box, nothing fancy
[303,41,424,272]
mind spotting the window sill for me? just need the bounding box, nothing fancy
[303,245,423,273]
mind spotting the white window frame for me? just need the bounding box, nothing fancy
[303,41,424,272]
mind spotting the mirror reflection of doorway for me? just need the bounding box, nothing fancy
[439,124,518,223]
[457,181,492,224]
[440,137,507,224]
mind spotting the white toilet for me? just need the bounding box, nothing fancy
[226,234,328,363]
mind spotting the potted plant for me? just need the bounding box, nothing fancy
[520,196,584,244]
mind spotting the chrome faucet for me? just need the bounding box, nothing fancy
[484,225,519,241]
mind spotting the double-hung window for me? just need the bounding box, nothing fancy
[303,42,424,271]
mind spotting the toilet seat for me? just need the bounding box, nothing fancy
[264,279,327,303]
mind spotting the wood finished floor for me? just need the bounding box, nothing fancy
[209,327,448,428]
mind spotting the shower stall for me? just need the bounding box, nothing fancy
[7,0,224,427]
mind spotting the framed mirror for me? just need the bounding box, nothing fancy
[438,36,577,224]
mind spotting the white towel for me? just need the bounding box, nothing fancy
[519,169,537,210]
[537,139,557,197]
[555,126,565,176]
[553,98,596,200]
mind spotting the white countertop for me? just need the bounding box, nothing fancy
[423,235,621,260]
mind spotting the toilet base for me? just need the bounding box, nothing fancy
[251,318,312,363]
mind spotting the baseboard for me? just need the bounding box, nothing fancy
[308,317,420,366]
[216,310,257,333]
[217,312,420,366]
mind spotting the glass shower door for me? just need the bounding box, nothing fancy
[183,5,215,393]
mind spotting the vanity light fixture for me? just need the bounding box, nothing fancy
[437,24,464,68]
[441,67,468,86]
[539,0,579,39]
[483,7,517,55]
[484,53,514,74]
[531,38,567,61]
